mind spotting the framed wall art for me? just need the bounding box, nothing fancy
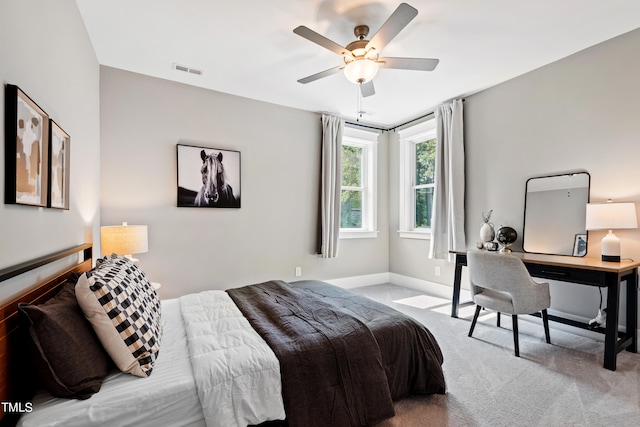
[4,84,50,207]
[177,143,241,208]
[572,233,587,257]
[48,120,70,209]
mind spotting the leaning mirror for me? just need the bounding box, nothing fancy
[523,172,590,256]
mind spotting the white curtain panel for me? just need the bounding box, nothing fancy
[429,99,466,260]
[320,114,344,258]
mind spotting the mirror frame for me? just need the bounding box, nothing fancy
[522,171,590,257]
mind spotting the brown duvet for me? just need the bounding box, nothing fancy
[227,280,445,427]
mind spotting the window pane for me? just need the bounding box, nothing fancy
[415,187,434,228]
[341,189,362,228]
[342,145,362,187]
[415,139,436,185]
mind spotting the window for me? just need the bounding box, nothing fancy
[414,139,436,228]
[341,144,363,229]
[340,126,378,239]
[398,119,437,239]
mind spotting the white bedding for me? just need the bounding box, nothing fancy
[17,299,205,427]
[179,290,285,427]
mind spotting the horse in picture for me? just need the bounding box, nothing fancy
[195,150,237,207]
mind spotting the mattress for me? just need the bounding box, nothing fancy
[17,299,205,427]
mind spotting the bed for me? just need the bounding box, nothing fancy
[0,244,445,427]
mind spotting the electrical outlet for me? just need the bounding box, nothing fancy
[295,267,302,277]
[435,266,441,276]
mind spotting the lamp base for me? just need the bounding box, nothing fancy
[601,231,621,263]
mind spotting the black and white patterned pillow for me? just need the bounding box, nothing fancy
[76,254,162,377]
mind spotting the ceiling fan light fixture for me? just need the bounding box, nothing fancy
[344,59,379,84]
[351,47,367,57]
[365,49,379,60]
[293,3,435,87]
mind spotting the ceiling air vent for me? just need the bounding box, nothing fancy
[172,63,203,76]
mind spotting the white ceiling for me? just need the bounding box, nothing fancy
[76,0,640,128]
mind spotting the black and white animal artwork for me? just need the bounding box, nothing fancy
[177,144,241,208]
[194,150,237,207]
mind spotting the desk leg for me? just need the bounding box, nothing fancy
[604,273,620,371]
[626,269,638,353]
[451,255,464,318]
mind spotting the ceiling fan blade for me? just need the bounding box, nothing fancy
[365,3,418,54]
[360,81,375,97]
[297,65,343,84]
[293,26,354,60]
[379,57,439,71]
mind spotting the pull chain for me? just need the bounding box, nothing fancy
[356,85,363,121]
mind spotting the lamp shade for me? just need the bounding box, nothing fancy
[101,224,148,257]
[585,202,637,262]
[585,202,638,230]
[344,59,379,84]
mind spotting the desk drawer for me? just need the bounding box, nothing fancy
[525,263,603,286]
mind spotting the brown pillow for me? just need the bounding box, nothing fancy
[18,283,111,399]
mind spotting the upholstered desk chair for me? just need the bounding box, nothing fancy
[467,251,551,357]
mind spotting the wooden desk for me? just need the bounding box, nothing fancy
[450,250,639,371]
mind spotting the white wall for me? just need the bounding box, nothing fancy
[99,67,389,298]
[390,27,640,325]
[0,0,101,303]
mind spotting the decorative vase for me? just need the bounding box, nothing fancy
[479,222,495,243]
[496,226,518,252]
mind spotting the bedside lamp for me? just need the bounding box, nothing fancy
[101,222,148,262]
[585,201,637,262]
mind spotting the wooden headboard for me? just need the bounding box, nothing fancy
[0,244,92,426]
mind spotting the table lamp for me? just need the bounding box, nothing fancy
[101,222,148,262]
[585,201,637,262]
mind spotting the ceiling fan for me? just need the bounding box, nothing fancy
[293,2,439,97]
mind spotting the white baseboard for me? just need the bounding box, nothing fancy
[333,272,640,342]
[389,273,471,300]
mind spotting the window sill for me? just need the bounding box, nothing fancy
[340,230,379,239]
[398,230,431,240]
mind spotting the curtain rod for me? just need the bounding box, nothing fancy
[387,98,466,132]
[387,111,434,132]
[320,116,387,132]
[344,121,387,132]
[324,98,465,133]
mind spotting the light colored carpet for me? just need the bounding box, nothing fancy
[351,284,640,427]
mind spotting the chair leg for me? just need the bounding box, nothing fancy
[469,305,482,337]
[542,309,551,344]
[512,314,520,357]
[497,311,501,328]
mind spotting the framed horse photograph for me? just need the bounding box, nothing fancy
[177,143,241,208]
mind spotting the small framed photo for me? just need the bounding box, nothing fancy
[48,120,70,209]
[573,233,587,257]
[4,84,50,207]
[177,143,241,208]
